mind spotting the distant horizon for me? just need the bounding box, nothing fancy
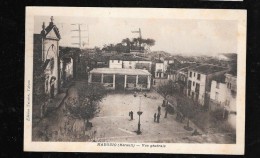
[34,16,238,56]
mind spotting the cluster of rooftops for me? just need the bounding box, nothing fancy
[59,46,235,76]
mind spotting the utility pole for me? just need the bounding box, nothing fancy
[131,28,142,51]
[132,28,142,39]
[71,24,89,49]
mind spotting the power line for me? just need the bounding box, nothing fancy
[71,24,89,49]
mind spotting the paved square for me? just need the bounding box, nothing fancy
[87,90,199,143]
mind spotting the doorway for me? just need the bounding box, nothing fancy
[115,75,125,90]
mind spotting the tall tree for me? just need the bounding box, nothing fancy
[157,81,177,99]
[176,97,197,131]
[69,83,107,124]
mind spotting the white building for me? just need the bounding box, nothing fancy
[187,65,229,107]
[155,62,165,78]
[123,60,152,72]
[109,59,123,68]
[209,73,237,129]
[163,57,175,73]
[89,68,151,90]
[109,55,152,72]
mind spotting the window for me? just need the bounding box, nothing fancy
[188,80,192,89]
[194,72,196,77]
[216,83,220,89]
[190,72,192,77]
[215,92,219,101]
[197,74,201,80]
[193,81,195,86]
[195,83,200,92]
[227,82,231,89]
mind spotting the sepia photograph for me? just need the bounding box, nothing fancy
[24,7,246,154]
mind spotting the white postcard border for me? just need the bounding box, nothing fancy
[24,7,246,155]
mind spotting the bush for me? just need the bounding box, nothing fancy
[210,108,228,122]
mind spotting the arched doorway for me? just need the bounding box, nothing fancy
[50,76,56,98]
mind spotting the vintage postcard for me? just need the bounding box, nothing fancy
[24,7,246,154]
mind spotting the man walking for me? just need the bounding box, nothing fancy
[154,113,157,122]
[158,106,161,115]
[157,113,160,123]
[130,111,133,120]
[164,105,168,118]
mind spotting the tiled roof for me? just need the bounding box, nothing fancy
[189,64,228,75]
[178,67,190,73]
[110,55,149,61]
[90,68,151,75]
[41,23,61,39]
[164,56,175,60]
[92,56,110,62]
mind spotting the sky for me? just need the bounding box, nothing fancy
[34,16,238,56]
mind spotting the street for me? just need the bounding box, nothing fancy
[83,89,233,143]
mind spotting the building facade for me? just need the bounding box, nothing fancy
[163,57,175,73]
[89,68,151,90]
[187,65,229,107]
[123,60,152,72]
[33,16,61,99]
[108,55,152,73]
[155,62,165,78]
[209,73,237,129]
[109,59,123,68]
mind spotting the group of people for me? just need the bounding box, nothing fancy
[154,105,169,123]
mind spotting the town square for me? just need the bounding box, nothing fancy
[31,14,238,144]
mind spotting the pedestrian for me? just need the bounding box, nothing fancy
[164,106,168,118]
[154,113,157,122]
[157,113,160,123]
[130,111,133,120]
[158,106,161,115]
[129,111,131,120]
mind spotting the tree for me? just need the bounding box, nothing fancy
[122,38,131,47]
[158,83,172,100]
[143,38,155,47]
[157,81,177,99]
[121,38,131,53]
[94,46,101,53]
[176,97,197,131]
[69,83,107,125]
[157,81,178,107]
